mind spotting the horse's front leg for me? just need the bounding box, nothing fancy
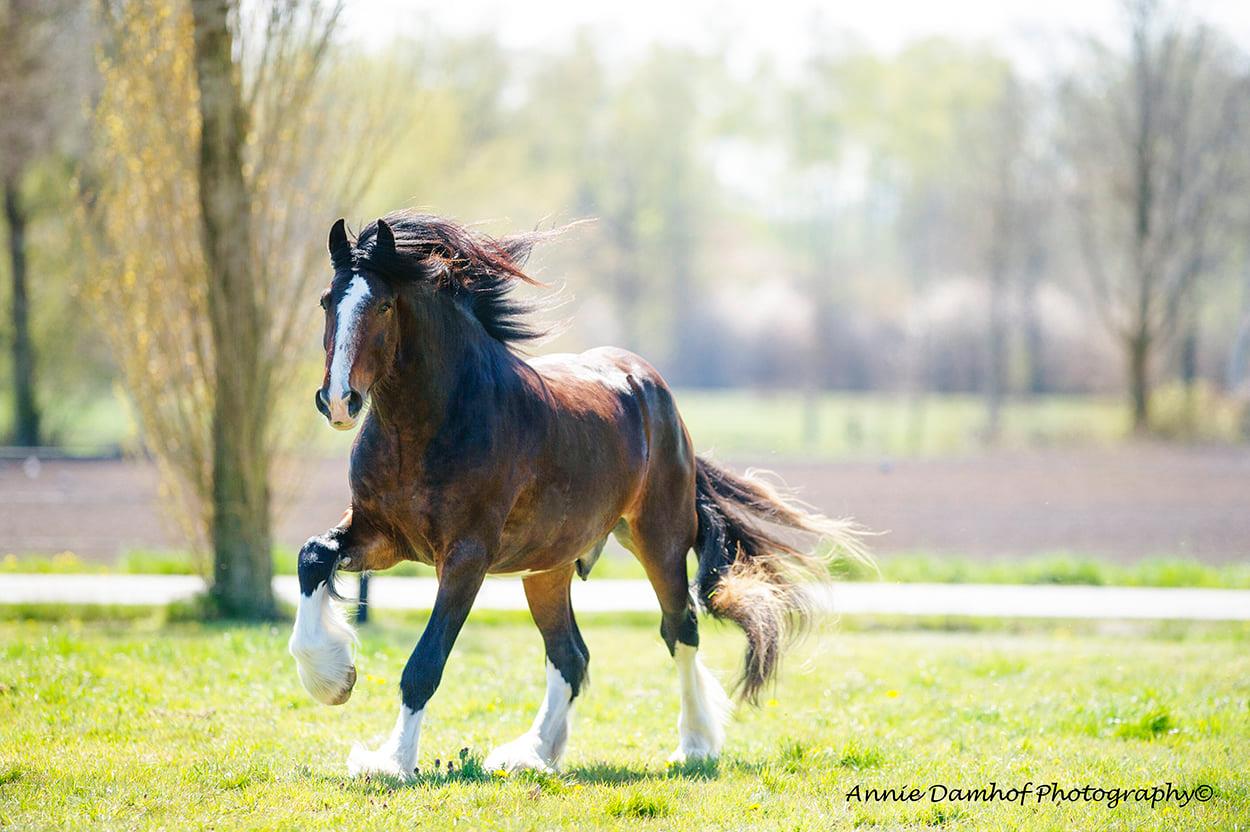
[347,540,490,780]
[289,512,389,706]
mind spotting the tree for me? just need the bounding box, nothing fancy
[520,43,717,371]
[959,72,1055,440]
[0,0,73,446]
[190,0,273,615]
[1062,0,1249,430]
[85,0,382,616]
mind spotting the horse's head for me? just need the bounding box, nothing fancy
[315,218,402,430]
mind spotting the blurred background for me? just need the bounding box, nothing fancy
[2,0,1248,613]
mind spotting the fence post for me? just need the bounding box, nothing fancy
[357,573,370,624]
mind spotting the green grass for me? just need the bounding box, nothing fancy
[0,615,1247,830]
[835,552,1250,589]
[7,548,1249,590]
[11,389,1137,458]
[674,390,1130,458]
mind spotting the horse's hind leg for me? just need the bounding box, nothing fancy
[484,564,588,772]
[618,508,731,764]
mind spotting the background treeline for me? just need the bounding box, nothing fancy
[5,0,1250,447]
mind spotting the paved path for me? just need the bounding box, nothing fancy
[3,574,1248,620]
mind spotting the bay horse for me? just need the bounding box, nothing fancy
[288,210,867,779]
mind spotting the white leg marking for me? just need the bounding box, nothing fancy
[669,644,731,763]
[348,705,424,780]
[328,275,371,399]
[484,660,575,772]
[288,583,357,705]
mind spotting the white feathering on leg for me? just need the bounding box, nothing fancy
[670,644,731,763]
[288,583,357,706]
[484,660,575,772]
[347,705,424,780]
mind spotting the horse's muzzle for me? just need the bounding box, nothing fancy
[317,387,362,430]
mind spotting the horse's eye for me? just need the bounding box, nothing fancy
[379,301,392,314]
[319,294,329,310]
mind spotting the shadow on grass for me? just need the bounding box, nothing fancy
[568,758,720,784]
[308,753,722,793]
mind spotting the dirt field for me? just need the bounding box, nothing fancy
[1,445,1247,562]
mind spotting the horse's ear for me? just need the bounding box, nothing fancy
[375,218,395,253]
[328,218,353,272]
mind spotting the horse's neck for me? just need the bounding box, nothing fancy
[370,302,525,441]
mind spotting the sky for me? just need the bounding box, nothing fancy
[342,0,1250,75]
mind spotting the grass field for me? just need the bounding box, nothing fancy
[3,388,1136,458]
[1,613,1247,830]
[676,391,1132,457]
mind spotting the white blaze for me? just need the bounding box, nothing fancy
[328,275,371,400]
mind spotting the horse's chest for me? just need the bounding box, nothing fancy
[354,469,508,560]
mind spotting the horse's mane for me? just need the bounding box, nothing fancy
[352,210,558,347]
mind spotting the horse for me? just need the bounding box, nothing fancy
[288,210,867,779]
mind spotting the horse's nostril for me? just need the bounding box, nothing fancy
[315,388,330,418]
[346,390,363,418]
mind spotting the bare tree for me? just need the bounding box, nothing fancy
[85,0,386,616]
[1062,0,1249,431]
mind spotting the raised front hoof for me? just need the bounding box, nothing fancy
[347,743,414,781]
[483,738,556,774]
[324,665,357,705]
[297,662,356,706]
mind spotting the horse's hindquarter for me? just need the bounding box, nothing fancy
[490,348,684,573]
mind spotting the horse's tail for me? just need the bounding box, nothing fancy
[692,455,872,704]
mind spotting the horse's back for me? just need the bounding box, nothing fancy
[527,346,696,509]
[528,346,688,459]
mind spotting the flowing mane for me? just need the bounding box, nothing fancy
[351,210,555,346]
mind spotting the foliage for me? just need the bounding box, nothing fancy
[1147,380,1249,441]
[80,0,389,573]
[83,0,212,543]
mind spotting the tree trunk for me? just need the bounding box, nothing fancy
[190,0,275,618]
[4,177,41,448]
[1127,331,1151,433]
[1019,249,1047,396]
[984,259,1008,444]
[665,194,695,385]
[1179,316,1198,433]
[609,193,641,351]
[1225,258,1250,392]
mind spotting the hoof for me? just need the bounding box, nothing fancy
[347,743,413,781]
[668,746,719,766]
[484,737,555,773]
[324,666,356,706]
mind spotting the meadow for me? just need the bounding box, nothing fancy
[4,389,1139,459]
[1,612,1247,831]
